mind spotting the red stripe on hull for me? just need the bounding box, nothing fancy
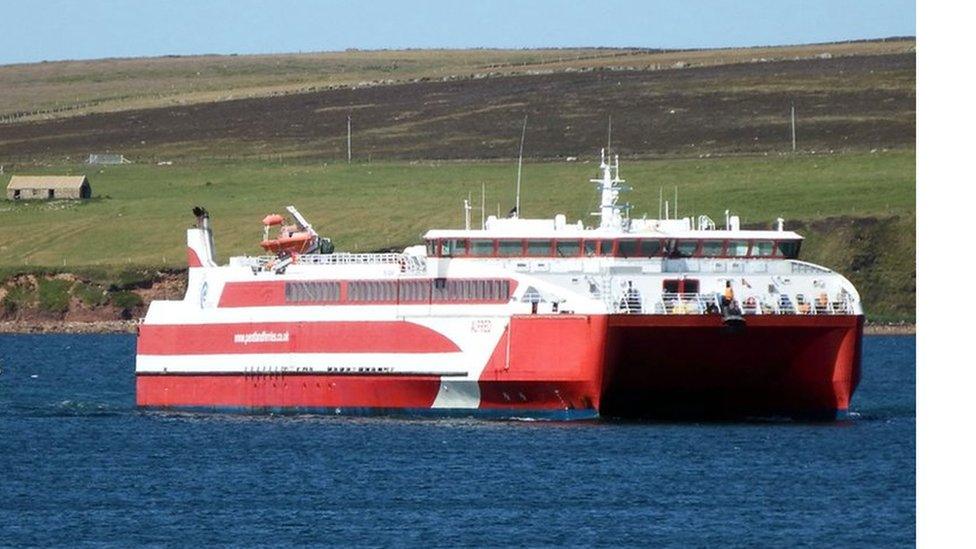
[218,281,284,307]
[136,374,441,409]
[137,321,460,355]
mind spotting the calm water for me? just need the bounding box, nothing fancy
[0,334,914,546]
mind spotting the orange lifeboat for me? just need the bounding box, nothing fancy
[260,212,316,254]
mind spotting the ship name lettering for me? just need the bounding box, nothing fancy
[233,331,291,345]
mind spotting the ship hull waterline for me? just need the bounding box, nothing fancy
[135,314,863,421]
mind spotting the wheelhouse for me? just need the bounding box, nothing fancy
[425,237,802,260]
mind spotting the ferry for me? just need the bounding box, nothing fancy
[136,151,863,419]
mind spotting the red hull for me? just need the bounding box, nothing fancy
[136,314,862,419]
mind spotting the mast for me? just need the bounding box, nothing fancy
[514,116,528,218]
[590,148,627,230]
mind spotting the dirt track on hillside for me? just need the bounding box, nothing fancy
[0,53,915,160]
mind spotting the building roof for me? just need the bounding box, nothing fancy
[6,175,89,190]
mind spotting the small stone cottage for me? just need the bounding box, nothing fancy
[6,175,92,200]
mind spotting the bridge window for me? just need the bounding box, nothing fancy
[701,240,725,256]
[675,240,699,257]
[285,281,341,303]
[639,239,662,257]
[440,239,466,257]
[727,240,750,257]
[751,240,775,257]
[599,240,615,256]
[555,240,581,257]
[584,240,598,256]
[777,240,801,259]
[470,239,494,257]
[498,240,523,256]
[617,239,639,258]
[426,240,436,257]
[527,239,552,256]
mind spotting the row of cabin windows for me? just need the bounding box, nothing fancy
[284,279,511,304]
[426,238,800,259]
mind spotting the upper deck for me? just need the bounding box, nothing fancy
[423,226,803,261]
[423,151,801,262]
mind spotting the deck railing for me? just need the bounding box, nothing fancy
[631,291,855,316]
[237,253,427,274]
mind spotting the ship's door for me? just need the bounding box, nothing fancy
[663,278,699,294]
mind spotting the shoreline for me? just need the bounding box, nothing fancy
[0,320,139,334]
[0,320,916,335]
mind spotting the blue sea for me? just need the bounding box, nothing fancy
[0,334,914,546]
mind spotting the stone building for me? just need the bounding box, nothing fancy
[6,175,92,200]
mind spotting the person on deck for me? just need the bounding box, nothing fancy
[722,281,734,309]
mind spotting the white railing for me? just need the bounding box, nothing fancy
[737,291,856,315]
[239,253,427,274]
[789,260,833,274]
[639,292,856,316]
[651,292,720,315]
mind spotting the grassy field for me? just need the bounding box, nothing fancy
[0,40,913,122]
[0,151,915,319]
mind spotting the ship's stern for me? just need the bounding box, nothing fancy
[598,314,863,420]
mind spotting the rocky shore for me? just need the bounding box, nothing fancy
[863,323,916,336]
[0,320,138,334]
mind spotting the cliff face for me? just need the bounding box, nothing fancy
[0,269,186,324]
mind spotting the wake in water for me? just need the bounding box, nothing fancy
[6,399,129,418]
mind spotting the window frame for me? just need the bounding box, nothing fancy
[525,239,554,257]
[555,239,582,258]
[468,238,496,257]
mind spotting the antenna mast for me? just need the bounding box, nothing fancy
[346,114,352,163]
[790,100,797,153]
[481,182,486,230]
[591,149,627,230]
[514,115,527,218]
[607,115,612,152]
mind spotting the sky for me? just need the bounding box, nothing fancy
[0,0,915,65]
